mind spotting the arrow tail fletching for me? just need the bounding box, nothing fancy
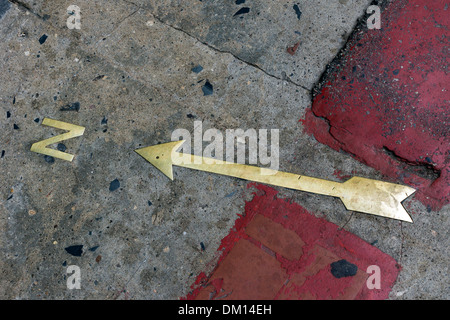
[340,177,416,222]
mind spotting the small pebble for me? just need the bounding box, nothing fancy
[44,155,55,163]
[191,65,203,73]
[330,259,358,278]
[233,7,250,16]
[293,4,302,20]
[109,179,120,192]
[93,74,104,81]
[202,80,213,96]
[225,190,237,198]
[60,102,80,112]
[65,245,83,257]
[57,143,66,152]
[38,34,48,45]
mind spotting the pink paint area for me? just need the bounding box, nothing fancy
[183,184,400,300]
[303,0,449,210]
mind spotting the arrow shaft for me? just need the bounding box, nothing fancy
[173,152,342,197]
[135,140,415,222]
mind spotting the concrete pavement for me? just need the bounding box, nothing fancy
[0,0,447,300]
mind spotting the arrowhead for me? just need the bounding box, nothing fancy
[135,140,185,180]
[340,177,416,223]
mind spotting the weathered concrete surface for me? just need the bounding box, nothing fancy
[0,0,447,300]
[129,0,372,91]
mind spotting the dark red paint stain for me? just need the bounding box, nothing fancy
[333,169,353,181]
[183,184,400,300]
[303,0,449,210]
[287,41,301,55]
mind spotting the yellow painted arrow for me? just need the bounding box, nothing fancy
[135,140,416,223]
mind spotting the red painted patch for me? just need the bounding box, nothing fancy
[333,169,353,181]
[304,0,449,210]
[183,184,400,300]
[245,214,305,260]
[287,41,301,55]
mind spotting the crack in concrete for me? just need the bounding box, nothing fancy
[310,104,442,184]
[153,16,310,91]
[8,0,45,20]
[94,6,141,47]
[121,0,310,92]
[7,0,306,100]
[382,146,441,182]
[6,0,179,104]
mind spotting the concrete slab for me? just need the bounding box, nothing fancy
[8,0,140,44]
[129,0,373,90]
[0,0,448,300]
